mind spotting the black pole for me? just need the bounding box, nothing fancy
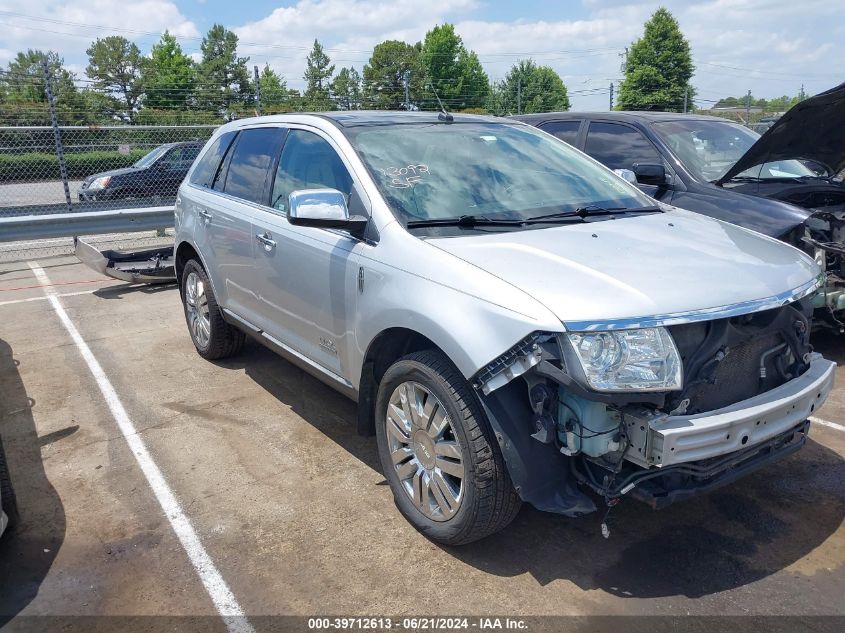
[42,59,72,215]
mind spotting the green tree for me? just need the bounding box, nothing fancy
[492,59,569,115]
[331,66,361,110]
[258,64,289,111]
[363,40,425,110]
[767,94,802,111]
[303,39,335,109]
[197,24,251,114]
[455,49,489,110]
[420,24,489,110]
[142,31,195,110]
[86,36,145,120]
[617,7,694,111]
[0,50,90,124]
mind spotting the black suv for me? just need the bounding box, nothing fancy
[78,141,203,202]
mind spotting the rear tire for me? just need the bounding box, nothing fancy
[375,350,521,545]
[180,259,245,360]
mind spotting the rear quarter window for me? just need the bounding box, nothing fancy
[189,132,236,188]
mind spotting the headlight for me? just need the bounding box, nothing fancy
[88,176,111,190]
[565,327,682,392]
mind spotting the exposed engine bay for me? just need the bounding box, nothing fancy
[736,180,845,329]
[475,297,834,530]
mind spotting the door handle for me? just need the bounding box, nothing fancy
[255,232,277,250]
[198,209,212,223]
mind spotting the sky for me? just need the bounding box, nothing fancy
[0,0,842,110]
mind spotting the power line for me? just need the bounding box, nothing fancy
[0,11,619,61]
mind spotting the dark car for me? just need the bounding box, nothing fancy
[78,141,203,202]
[515,82,845,328]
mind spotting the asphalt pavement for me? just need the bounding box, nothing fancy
[0,257,843,632]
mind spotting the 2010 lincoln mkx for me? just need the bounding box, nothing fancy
[173,112,835,545]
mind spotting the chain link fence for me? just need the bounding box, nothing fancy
[0,60,221,261]
[0,124,216,261]
[0,124,217,218]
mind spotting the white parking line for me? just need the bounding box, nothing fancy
[810,416,845,433]
[28,261,254,633]
[0,289,99,307]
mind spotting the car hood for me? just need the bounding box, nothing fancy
[718,82,845,183]
[426,210,819,327]
[83,166,138,183]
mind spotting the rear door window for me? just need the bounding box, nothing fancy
[189,132,236,188]
[539,120,582,146]
[221,127,287,204]
[584,121,662,170]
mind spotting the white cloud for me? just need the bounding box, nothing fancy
[233,0,478,86]
[0,0,839,110]
[0,0,199,71]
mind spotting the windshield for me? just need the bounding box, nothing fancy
[133,145,169,169]
[652,119,815,182]
[344,122,654,228]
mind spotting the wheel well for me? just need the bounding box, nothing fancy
[174,242,199,286]
[356,328,440,436]
[364,328,439,384]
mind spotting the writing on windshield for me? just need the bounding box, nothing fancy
[379,164,430,188]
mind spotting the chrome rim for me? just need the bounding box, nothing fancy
[184,271,211,349]
[386,381,465,521]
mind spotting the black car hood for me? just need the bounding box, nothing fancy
[718,81,845,184]
[83,166,139,183]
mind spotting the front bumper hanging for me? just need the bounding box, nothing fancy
[75,237,176,284]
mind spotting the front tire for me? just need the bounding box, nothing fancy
[180,259,245,360]
[375,350,521,545]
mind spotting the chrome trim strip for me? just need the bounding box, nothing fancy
[564,274,823,332]
[221,308,354,390]
[260,331,355,390]
[221,308,261,333]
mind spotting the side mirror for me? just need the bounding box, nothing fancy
[613,168,637,185]
[632,163,667,186]
[287,189,368,235]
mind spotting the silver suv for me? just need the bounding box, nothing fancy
[174,112,835,544]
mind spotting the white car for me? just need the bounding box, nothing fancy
[173,112,835,544]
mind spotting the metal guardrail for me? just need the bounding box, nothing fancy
[0,206,174,242]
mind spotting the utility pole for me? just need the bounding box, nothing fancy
[609,82,614,110]
[517,78,522,115]
[745,89,751,124]
[683,85,688,113]
[42,59,71,214]
[254,65,261,115]
[403,70,411,110]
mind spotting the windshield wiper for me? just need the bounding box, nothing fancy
[405,215,524,229]
[523,205,661,223]
[406,206,663,230]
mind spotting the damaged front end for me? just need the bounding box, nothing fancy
[718,181,845,330]
[793,193,845,329]
[472,295,835,526]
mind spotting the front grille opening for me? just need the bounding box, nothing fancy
[666,302,812,414]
